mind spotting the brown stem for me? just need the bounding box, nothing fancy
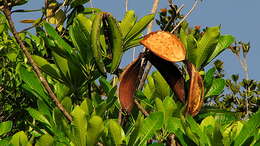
[2,4,72,122]
[134,99,149,116]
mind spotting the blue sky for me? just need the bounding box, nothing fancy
[13,0,260,80]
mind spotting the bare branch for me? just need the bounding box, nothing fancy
[171,0,199,33]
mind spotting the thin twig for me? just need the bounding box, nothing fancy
[118,109,122,124]
[134,99,149,116]
[171,0,199,33]
[124,0,128,12]
[2,2,73,122]
[137,0,160,91]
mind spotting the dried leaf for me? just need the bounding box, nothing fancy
[20,19,35,23]
[141,31,186,62]
[119,56,142,113]
[186,62,204,116]
[146,52,185,102]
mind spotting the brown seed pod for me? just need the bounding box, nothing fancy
[141,31,186,62]
[145,52,185,102]
[119,55,142,113]
[186,61,204,116]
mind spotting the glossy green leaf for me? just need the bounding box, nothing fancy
[206,35,235,65]
[205,78,225,97]
[90,13,106,73]
[104,14,123,73]
[183,115,210,145]
[124,14,155,44]
[35,134,54,146]
[37,100,52,120]
[234,110,260,146]
[43,22,73,54]
[61,97,72,113]
[51,51,70,85]
[10,131,29,146]
[123,37,142,51]
[138,112,164,145]
[204,67,216,92]
[152,71,171,100]
[109,120,124,145]
[163,96,177,121]
[32,55,61,81]
[0,121,12,136]
[188,26,220,69]
[71,106,88,146]
[69,18,92,64]
[86,116,104,146]
[26,108,51,126]
[17,65,50,104]
[119,10,137,38]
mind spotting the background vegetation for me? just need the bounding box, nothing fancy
[0,0,259,145]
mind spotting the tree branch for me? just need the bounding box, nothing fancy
[2,3,72,122]
[171,0,199,33]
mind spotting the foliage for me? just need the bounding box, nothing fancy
[0,1,259,146]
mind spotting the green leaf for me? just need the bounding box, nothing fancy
[37,100,52,120]
[43,22,73,54]
[205,78,225,97]
[69,18,93,64]
[32,55,61,81]
[163,96,177,121]
[124,14,155,44]
[17,65,50,105]
[86,116,104,146]
[234,110,260,146]
[119,10,137,38]
[35,134,54,146]
[90,13,106,73]
[152,71,171,100]
[109,120,124,145]
[80,98,93,116]
[10,131,29,146]
[183,115,210,145]
[51,51,71,85]
[26,108,51,127]
[71,106,88,146]
[138,112,164,145]
[105,14,123,73]
[166,117,183,133]
[128,115,144,146]
[0,121,12,136]
[204,67,216,92]
[188,26,220,69]
[61,97,72,113]
[206,35,235,65]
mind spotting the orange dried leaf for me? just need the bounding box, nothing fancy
[141,31,186,62]
[119,56,142,113]
[20,19,36,23]
[186,62,204,116]
[146,52,185,102]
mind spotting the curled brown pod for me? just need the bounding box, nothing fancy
[119,55,142,113]
[145,52,186,103]
[141,31,186,62]
[186,61,204,116]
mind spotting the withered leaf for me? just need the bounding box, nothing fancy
[119,56,142,113]
[141,31,186,62]
[186,61,204,116]
[146,52,186,102]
